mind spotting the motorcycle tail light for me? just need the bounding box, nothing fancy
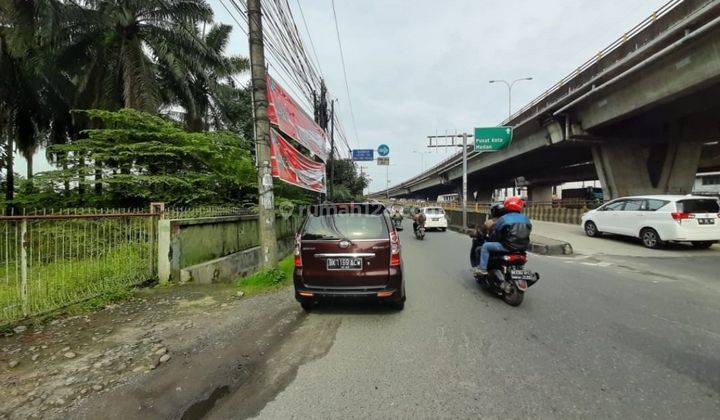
[503,254,527,263]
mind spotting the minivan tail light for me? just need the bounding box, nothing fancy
[390,229,401,267]
[671,212,693,220]
[294,234,302,267]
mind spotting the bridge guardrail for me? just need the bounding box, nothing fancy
[505,0,710,126]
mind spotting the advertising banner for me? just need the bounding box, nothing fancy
[266,75,329,161]
[269,129,326,193]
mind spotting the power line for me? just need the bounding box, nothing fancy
[222,0,314,110]
[330,0,360,146]
[295,0,324,80]
[222,0,352,157]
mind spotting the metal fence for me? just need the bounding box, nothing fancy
[163,205,254,220]
[0,209,160,325]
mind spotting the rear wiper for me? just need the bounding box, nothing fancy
[303,233,341,240]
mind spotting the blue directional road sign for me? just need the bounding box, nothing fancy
[352,149,374,161]
[377,144,390,156]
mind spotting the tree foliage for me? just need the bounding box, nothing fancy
[326,159,369,202]
[0,1,368,210]
[20,109,256,207]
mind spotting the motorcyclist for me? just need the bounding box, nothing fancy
[470,203,506,266]
[412,208,426,233]
[391,206,403,228]
[473,197,532,275]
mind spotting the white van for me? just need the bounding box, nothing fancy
[581,195,720,249]
[421,207,448,231]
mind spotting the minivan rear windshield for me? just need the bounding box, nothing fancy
[677,199,720,213]
[424,208,444,214]
[302,213,388,240]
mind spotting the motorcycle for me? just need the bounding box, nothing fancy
[470,236,539,306]
[414,224,425,240]
[391,216,403,231]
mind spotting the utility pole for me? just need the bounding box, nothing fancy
[427,133,473,230]
[247,0,277,269]
[329,100,335,197]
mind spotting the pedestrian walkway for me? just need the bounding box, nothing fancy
[530,220,719,257]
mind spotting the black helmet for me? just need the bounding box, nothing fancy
[490,203,506,219]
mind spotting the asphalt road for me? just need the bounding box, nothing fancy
[210,226,720,419]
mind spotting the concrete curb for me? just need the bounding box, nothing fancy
[530,236,574,256]
[448,226,573,256]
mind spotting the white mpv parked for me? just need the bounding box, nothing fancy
[581,195,720,249]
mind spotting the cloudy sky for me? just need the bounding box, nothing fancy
[18,0,671,192]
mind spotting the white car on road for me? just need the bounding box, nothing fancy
[581,195,720,249]
[422,207,448,231]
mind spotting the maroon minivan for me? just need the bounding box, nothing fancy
[293,203,405,311]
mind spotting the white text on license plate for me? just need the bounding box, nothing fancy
[326,257,362,270]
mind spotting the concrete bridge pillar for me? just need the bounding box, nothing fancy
[592,141,702,200]
[469,186,495,203]
[528,184,554,203]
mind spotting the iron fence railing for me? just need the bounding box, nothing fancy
[163,205,254,220]
[0,209,160,325]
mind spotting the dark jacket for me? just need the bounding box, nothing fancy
[491,212,532,251]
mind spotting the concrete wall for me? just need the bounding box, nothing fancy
[158,215,297,284]
[445,205,584,228]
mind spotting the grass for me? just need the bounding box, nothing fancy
[234,255,294,296]
[0,244,153,325]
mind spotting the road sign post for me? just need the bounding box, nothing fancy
[427,133,472,230]
[474,127,513,152]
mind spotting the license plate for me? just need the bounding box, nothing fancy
[510,269,535,282]
[326,257,362,270]
[432,218,439,221]
[698,218,715,225]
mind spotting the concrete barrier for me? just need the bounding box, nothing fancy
[158,215,297,284]
[444,209,573,256]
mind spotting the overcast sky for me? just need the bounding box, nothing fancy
[19,0,671,192]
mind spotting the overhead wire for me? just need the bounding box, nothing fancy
[222,0,352,158]
[330,0,360,147]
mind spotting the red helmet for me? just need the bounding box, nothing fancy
[503,196,524,212]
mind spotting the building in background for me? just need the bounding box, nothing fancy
[693,172,720,196]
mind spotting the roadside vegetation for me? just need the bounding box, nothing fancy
[0,0,368,209]
[234,256,294,296]
[0,1,366,325]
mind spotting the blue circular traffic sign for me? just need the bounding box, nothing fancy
[377,144,390,156]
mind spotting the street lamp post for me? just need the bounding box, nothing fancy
[489,77,533,119]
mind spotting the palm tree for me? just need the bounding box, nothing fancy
[73,0,217,113]
[158,23,249,132]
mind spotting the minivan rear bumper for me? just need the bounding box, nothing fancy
[294,268,404,303]
[295,287,403,302]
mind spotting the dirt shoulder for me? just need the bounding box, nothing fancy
[0,283,309,419]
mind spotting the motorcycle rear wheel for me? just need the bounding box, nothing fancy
[502,286,524,306]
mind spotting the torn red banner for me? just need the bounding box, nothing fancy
[269,128,326,193]
[266,75,329,161]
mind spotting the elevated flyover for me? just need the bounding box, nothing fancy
[370,0,720,200]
